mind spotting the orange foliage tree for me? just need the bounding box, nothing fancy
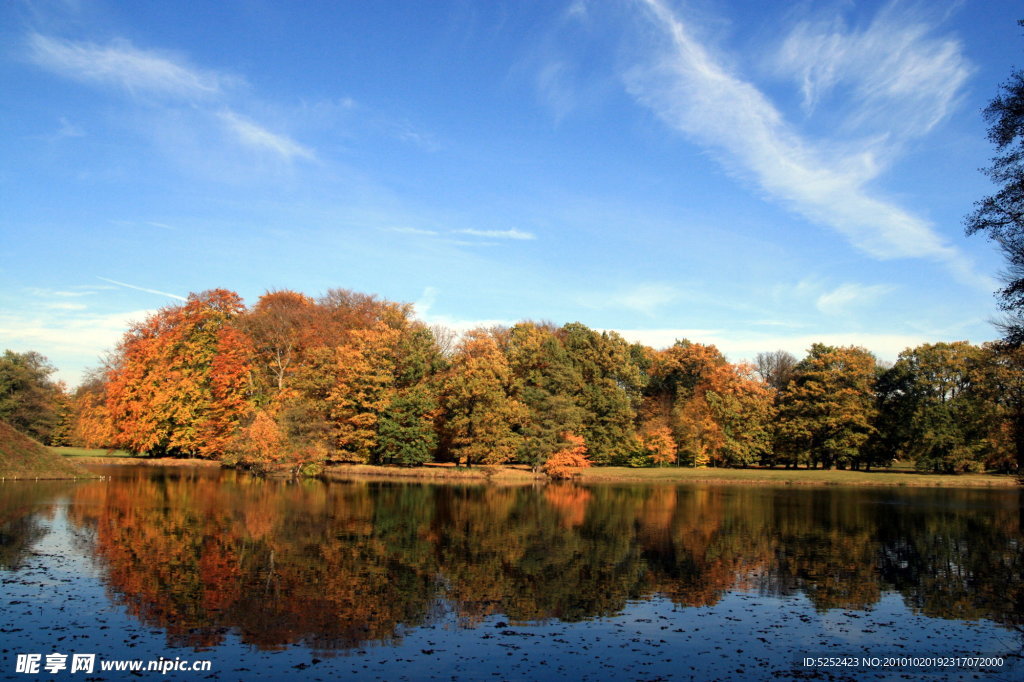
[242,290,317,396]
[645,341,774,467]
[542,433,590,480]
[327,324,401,462]
[70,369,117,448]
[105,289,255,458]
[640,425,677,466]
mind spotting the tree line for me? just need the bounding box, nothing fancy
[3,286,1022,474]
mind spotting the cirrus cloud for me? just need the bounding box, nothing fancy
[626,0,987,289]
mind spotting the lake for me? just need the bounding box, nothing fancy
[1,465,1021,680]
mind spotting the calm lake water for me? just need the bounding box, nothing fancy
[1,465,1021,681]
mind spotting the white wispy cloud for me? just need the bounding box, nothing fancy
[43,302,88,311]
[626,0,984,286]
[773,3,971,138]
[218,110,315,161]
[27,287,97,298]
[457,228,536,240]
[53,116,85,140]
[26,33,315,167]
[580,283,679,316]
[537,60,578,122]
[393,123,442,152]
[815,282,893,316]
[387,226,439,236]
[27,33,232,99]
[412,287,515,334]
[97,277,187,301]
[0,308,156,385]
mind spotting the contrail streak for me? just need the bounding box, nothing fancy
[97,277,187,301]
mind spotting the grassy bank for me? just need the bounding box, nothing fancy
[0,422,97,480]
[51,447,221,468]
[328,463,1018,487]
[323,462,543,484]
[576,465,1019,487]
[52,446,133,458]
[46,445,1019,487]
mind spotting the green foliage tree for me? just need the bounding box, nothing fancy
[876,342,992,473]
[0,350,64,444]
[372,324,445,466]
[375,386,438,466]
[506,323,587,471]
[560,323,646,465]
[776,344,878,469]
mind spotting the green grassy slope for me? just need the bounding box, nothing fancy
[0,421,97,479]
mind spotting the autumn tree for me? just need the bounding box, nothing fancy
[703,362,776,467]
[223,409,288,472]
[439,330,526,466]
[640,426,677,466]
[314,288,413,348]
[776,344,878,469]
[70,368,116,448]
[542,432,591,480]
[252,292,442,468]
[326,324,401,462]
[978,342,1024,473]
[105,289,256,458]
[645,342,725,467]
[242,290,316,396]
[644,341,774,467]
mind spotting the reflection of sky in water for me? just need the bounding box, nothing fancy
[1,474,1021,681]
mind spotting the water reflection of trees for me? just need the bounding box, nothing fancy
[63,473,1023,651]
[0,481,77,569]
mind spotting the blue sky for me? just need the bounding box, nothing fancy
[0,0,1019,386]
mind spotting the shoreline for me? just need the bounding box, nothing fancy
[52,451,1020,488]
[576,466,1019,487]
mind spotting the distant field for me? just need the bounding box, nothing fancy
[52,447,134,458]
[577,465,1019,487]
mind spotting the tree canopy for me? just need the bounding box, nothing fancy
[965,21,1024,344]
[0,350,65,444]
[33,285,1022,477]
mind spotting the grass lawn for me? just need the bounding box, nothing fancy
[576,465,1019,487]
[40,446,1019,488]
[51,446,134,458]
[323,462,542,483]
